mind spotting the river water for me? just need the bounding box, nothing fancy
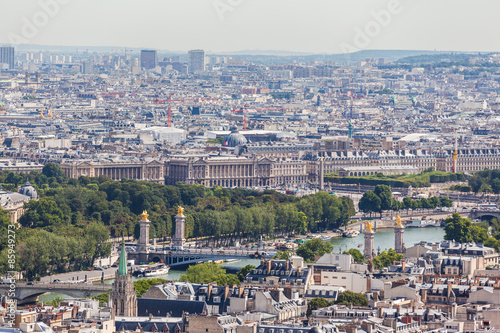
[38,227,445,304]
[329,227,445,254]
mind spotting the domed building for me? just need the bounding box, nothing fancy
[0,181,38,224]
[18,181,38,200]
[223,126,247,147]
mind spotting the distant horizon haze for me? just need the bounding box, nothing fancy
[1,0,499,54]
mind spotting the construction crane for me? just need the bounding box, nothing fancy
[111,48,133,57]
[232,106,285,131]
[154,95,219,127]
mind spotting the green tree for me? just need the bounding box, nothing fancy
[92,292,110,307]
[439,197,453,207]
[42,162,65,180]
[491,178,500,194]
[372,249,403,269]
[471,225,488,243]
[273,251,292,260]
[0,208,12,252]
[50,296,65,307]
[85,222,112,266]
[335,290,368,306]
[444,213,473,243]
[374,185,392,211]
[358,191,381,215]
[343,248,364,263]
[133,278,167,297]
[402,197,413,210]
[479,183,492,193]
[237,264,256,282]
[307,297,333,316]
[296,238,333,263]
[19,197,66,229]
[179,262,238,285]
[297,212,308,234]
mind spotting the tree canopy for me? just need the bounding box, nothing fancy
[335,290,368,306]
[371,249,403,269]
[0,169,356,278]
[468,169,500,193]
[444,213,474,243]
[359,186,452,215]
[343,248,364,263]
[307,297,333,316]
[179,262,239,285]
[236,264,256,282]
[296,238,333,263]
[358,191,381,215]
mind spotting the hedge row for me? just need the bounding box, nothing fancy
[324,176,414,188]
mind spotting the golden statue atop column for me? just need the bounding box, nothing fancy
[173,207,186,248]
[363,220,375,260]
[396,215,403,227]
[364,221,373,232]
[394,215,405,254]
[140,210,149,221]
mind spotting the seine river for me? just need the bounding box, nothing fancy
[38,227,445,303]
[329,226,445,254]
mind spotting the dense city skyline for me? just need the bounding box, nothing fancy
[4,1,500,332]
[1,0,500,53]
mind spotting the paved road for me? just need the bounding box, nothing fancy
[40,267,118,283]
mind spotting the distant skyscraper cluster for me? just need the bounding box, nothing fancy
[0,46,15,70]
[188,49,205,74]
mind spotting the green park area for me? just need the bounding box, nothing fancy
[324,168,466,188]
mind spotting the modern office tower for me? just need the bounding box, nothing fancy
[188,49,205,74]
[0,46,15,69]
[81,61,93,74]
[140,50,158,69]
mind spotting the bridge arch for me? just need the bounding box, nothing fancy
[474,213,499,221]
[470,210,500,221]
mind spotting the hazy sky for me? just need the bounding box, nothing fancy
[1,0,499,54]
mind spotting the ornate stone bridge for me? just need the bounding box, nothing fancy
[469,210,500,220]
[0,283,110,304]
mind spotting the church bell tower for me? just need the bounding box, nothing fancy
[109,240,137,317]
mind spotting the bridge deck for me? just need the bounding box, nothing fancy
[129,249,269,267]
